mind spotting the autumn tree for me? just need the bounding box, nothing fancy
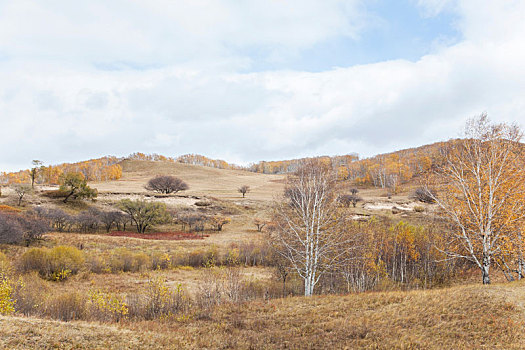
[59,172,98,203]
[270,159,354,296]
[253,218,268,232]
[210,215,231,231]
[117,199,170,233]
[238,185,250,198]
[426,114,525,284]
[145,175,188,194]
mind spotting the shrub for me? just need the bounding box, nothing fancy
[187,250,206,267]
[175,211,207,232]
[108,248,150,273]
[413,187,436,204]
[0,251,8,271]
[13,272,49,316]
[86,255,107,274]
[210,215,231,231]
[195,270,222,315]
[151,252,172,270]
[126,277,189,320]
[48,246,85,276]
[88,289,128,322]
[413,205,425,213]
[18,248,48,273]
[0,275,15,315]
[253,218,267,232]
[238,243,269,266]
[338,194,362,208]
[41,190,68,199]
[18,246,84,280]
[44,291,87,321]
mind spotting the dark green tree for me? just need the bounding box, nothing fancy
[30,160,43,189]
[59,172,97,203]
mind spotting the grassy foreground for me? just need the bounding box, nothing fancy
[1,282,524,349]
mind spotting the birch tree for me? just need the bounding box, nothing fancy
[270,159,354,296]
[427,114,525,284]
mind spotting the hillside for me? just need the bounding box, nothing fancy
[1,137,523,349]
[1,281,524,349]
[92,159,285,201]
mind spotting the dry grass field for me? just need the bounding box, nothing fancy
[1,159,520,349]
[1,281,524,349]
[92,159,286,202]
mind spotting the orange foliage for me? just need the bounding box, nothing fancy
[0,205,22,213]
[2,157,123,185]
[177,154,243,170]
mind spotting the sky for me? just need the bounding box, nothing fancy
[1,0,525,171]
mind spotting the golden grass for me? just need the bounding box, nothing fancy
[160,282,524,349]
[1,282,524,349]
[0,315,175,349]
[50,266,273,295]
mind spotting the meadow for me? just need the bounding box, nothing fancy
[1,155,524,349]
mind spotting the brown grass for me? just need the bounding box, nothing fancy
[1,282,524,349]
[91,159,286,202]
[0,315,175,349]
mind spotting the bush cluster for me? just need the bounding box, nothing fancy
[18,246,85,281]
[32,207,128,233]
[0,212,49,245]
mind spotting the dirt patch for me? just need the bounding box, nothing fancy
[364,201,413,211]
[107,231,207,240]
[97,193,199,206]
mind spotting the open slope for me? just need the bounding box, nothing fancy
[1,282,524,349]
[92,159,285,201]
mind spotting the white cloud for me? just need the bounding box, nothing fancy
[1,0,525,171]
[0,0,367,68]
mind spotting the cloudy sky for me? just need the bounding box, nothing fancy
[1,0,525,171]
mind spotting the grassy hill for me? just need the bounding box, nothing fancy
[1,281,524,349]
[92,159,285,201]
[2,148,523,349]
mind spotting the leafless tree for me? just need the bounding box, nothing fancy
[13,184,32,206]
[413,187,436,204]
[99,210,125,233]
[338,194,362,208]
[76,208,102,233]
[40,208,74,232]
[238,185,250,198]
[270,159,356,296]
[145,175,188,194]
[253,218,268,232]
[176,212,206,232]
[0,212,49,245]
